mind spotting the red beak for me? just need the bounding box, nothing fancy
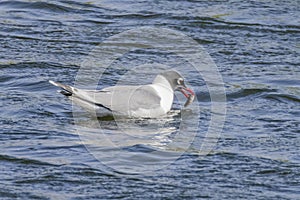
[180,87,195,98]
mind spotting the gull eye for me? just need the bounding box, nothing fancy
[177,78,184,85]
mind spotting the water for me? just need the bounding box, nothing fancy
[1,0,299,199]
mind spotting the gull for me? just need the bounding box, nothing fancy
[49,70,194,118]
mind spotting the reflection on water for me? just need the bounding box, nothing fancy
[74,108,200,173]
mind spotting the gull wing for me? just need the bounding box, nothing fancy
[91,85,162,115]
[49,81,162,115]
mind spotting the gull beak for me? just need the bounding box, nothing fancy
[179,85,195,99]
[179,85,195,107]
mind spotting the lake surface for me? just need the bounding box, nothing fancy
[1,0,299,199]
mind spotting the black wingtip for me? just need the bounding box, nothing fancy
[59,90,72,96]
[49,80,74,96]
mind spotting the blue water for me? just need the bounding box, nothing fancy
[1,0,299,199]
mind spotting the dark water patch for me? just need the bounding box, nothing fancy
[122,144,156,153]
[267,79,300,86]
[3,79,51,93]
[0,62,78,90]
[0,0,73,13]
[0,190,18,200]
[173,15,299,35]
[38,143,83,151]
[113,12,166,20]
[0,62,78,70]
[264,93,300,103]
[0,154,61,166]
[0,33,40,41]
[71,19,114,25]
[256,169,289,175]
[227,88,278,100]
[193,91,211,102]
[211,21,300,34]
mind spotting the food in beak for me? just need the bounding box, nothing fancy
[180,87,195,107]
[184,93,194,107]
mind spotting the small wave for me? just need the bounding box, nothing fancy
[227,88,300,104]
[0,1,73,13]
[113,13,164,19]
[0,154,60,166]
[264,93,300,103]
[227,88,278,100]
[122,144,156,153]
[0,61,78,70]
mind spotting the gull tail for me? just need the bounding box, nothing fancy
[49,80,76,96]
[49,80,112,113]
